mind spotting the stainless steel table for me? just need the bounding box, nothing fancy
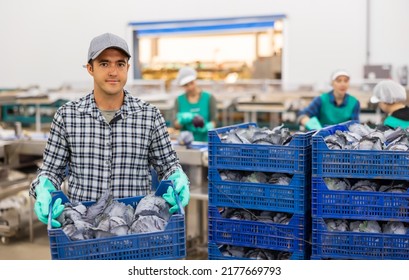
[235,94,287,127]
[186,183,208,252]
[172,142,209,251]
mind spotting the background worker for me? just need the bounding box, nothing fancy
[29,33,190,228]
[173,66,218,142]
[298,69,360,130]
[370,79,409,129]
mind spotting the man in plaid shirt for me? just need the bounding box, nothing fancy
[29,33,190,228]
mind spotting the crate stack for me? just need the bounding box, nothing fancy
[311,121,409,260]
[207,122,313,260]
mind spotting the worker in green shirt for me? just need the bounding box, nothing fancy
[298,69,360,130]
[370,80,409,129]
[173,66,218,142]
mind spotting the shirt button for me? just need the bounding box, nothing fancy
[105,160,110,165]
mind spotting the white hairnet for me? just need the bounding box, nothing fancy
[176,67,197,86]
[371,80,407,104]
[331,69,350,81]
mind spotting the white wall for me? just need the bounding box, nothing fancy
[0,0,408,90]
[283,0,367,89]
[371,0,409,80]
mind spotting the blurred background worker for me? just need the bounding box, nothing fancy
[298,69,360,130]
[370,80,409,129]
[173,66,218,142]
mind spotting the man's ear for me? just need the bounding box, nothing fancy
[86,63,94,76]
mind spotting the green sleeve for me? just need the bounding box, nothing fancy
[209,94,218,123]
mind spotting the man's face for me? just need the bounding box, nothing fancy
[332,75,350,97]
[87,48,130,96]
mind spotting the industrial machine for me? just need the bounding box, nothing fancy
[0,168,33,244]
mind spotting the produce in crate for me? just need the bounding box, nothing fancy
[379,183,407,193]
[326,219,348,232]
[221,245,245,258]
[219,124,292,145]
[218,244,292,260]
[324,177,351,191]
[220,169,290,184]
[245,248,276,260]
[221,207,291,225]
[323,177,409,192]
[324,219,408,234]
[383,221,407,234]
[324,123,409,150]
[350,180,378,192]
[57,190,171,240]
[350,220,381,233]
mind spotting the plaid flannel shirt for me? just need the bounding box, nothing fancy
[29,91,181,202]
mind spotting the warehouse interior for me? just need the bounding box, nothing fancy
[1,0,409,261]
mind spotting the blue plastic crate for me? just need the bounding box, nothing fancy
[312,121,409,179]
[47,181,186,260]
[312,176,409,221]
[208,168,310,214]
[208,242,306,260]
[208,123,313,174]
[312,218,409,260]
[309,255,352,260]
[208,206,309,252]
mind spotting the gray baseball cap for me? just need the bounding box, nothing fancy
[87,33,131,62]
[370,80,407,104]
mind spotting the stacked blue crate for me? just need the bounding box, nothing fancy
[208,243,305,260]
[311,121,409,260]
[207,122,313,260]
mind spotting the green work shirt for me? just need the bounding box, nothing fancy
[176,91,214,142]
[384,106,409,129]
[319,92,359,126]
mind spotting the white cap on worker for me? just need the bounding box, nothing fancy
[331,69,350,81]
[177,67,197,86]
[370,80,407,104]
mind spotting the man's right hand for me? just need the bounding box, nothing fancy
[34,176,64,228]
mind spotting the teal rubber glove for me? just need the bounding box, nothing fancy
[177,112,195,125]
[162,169,190,214]
[163,185,190,214]
[305,116,323,130]
[34,176,65,228]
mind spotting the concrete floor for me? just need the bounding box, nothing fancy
[0,223,51,260]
